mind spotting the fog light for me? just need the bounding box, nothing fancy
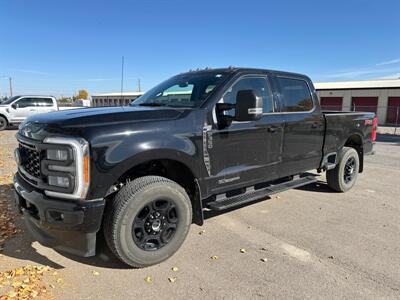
[47,149,68,161]
[48,175,70,188]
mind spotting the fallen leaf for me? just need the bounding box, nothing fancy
[260,258,268,262]
[240,248,247,253]
[198,230,206,235]
[14,268,24,276]
[210,255,219,260]
[7,291,17,298]
[168,277,177,283]
[0,264,54,300]
[92,271,100,276]
[171,267,179,272]
[144,276,152,284]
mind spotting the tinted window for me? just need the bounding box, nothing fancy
[278,77,313,112]
[162,84,194,104]
[221,76,274,116]
[133,71,229,108]
[36,98,53,107]
[16,98,35,108]
[2,96,20,105]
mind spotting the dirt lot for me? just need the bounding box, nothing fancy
[0,129,399,299]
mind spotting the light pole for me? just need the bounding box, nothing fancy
[0,76,13,97]
[9,77,13,97]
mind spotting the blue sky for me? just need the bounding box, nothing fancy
[1,0,400,97]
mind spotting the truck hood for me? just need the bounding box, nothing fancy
[24,106,184,128]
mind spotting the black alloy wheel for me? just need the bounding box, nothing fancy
[132,199,178,251]
[343,156,356,184]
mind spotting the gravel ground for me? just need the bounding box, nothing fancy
[0,129,399,299]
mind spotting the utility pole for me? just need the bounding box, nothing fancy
[9,77,13,97]
[137,78,141,92]
[120,56,124,104]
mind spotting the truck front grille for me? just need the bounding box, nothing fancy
[19,143,41,179]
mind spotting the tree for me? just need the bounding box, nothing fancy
[77,90,89,100]
[57,97,73,107]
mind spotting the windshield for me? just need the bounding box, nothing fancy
[131,71,230,108]
[1,96,20,105]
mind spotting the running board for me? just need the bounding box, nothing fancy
[206,175,317,211]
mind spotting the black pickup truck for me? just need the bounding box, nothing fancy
[13,67,377,267]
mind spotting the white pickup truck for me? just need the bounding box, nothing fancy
[0,95,81,130]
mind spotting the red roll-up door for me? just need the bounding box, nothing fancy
[386,97,400,125]
[352,97,378,113]
[320,97,343,111]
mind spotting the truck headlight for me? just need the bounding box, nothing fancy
[48,175,70,188]
[47,149,69,161]
[43,137,90,200]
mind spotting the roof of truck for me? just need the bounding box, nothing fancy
[181,67,309,79]
[13,95,55,98]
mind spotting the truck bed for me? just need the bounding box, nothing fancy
[322,111,376,158]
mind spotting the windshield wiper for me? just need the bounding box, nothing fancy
[138,102,167,107]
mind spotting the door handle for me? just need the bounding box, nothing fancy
[267,126,277,133]
[29,109,36,111]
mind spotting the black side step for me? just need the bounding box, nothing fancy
[206,175,317,211]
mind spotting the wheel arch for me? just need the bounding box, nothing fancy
[107,156,204,226]
[0,113,9,124]
[343,133,364,173]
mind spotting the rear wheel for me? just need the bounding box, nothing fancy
[103,176,192,268]
[0,116,7,131]
[326,147,359,192]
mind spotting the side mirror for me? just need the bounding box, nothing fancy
[11,103,18,109]
[235,90,263,121]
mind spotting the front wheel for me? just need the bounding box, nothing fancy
[0,116,7,131]
[103,176,192,268]
[326,147,360,192]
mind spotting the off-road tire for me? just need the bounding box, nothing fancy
[327,147,359,192]
[103,176,192,268]
[0,116,7,131]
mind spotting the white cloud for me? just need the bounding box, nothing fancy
[377,73,400,79]
[323,66,400,80]
[376,58,400,66]
[11,69,50,75]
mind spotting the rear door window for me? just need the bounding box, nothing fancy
[36,98,54,107]
[277,77,314,112]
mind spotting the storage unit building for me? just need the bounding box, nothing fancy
[315,78,400,125]
[91,92,144,107]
